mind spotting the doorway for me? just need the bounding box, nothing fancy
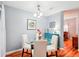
[64,9,78,51]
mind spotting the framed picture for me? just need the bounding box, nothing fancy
[49,21,56,28]
[27,19,36,30]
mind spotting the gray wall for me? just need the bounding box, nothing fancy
[5,5,47,52]
[5,5,64,52]
[45,12,64,48]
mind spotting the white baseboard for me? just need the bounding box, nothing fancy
[6,48,22,55]
[59,48,64,50]
[78,49,79,51]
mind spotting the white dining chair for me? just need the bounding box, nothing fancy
[47,35,58,57]
[22,34,32,57]
[32,40,47,57]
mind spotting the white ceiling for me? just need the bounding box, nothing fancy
[2,1,79,16]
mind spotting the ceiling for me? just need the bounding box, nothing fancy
[2,1,79,16]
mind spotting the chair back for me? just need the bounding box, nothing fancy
[22,34,30,48]
[22,34,29,43]
[51,35,58,50]
[33,40,47,57]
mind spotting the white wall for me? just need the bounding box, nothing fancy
[64,18,77,38]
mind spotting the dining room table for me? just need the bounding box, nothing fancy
[29,39,59,57]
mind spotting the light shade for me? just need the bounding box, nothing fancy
[34,13,37,17]
[33,12,43,18]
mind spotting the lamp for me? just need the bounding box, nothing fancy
[34,4,43,18]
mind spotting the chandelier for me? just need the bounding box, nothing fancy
[34,5,43,18]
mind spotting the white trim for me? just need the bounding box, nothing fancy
[78,49,79,51]
[64,16,77,20]
[59,48,64,50]
[6,48,22,55]
[0,4,6,57]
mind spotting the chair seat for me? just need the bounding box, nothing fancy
[23,43,31,49]
[47,45,57,51]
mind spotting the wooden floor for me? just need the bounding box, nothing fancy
[6,39,79,57]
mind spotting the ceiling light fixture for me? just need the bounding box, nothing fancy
[34,4,43,18]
